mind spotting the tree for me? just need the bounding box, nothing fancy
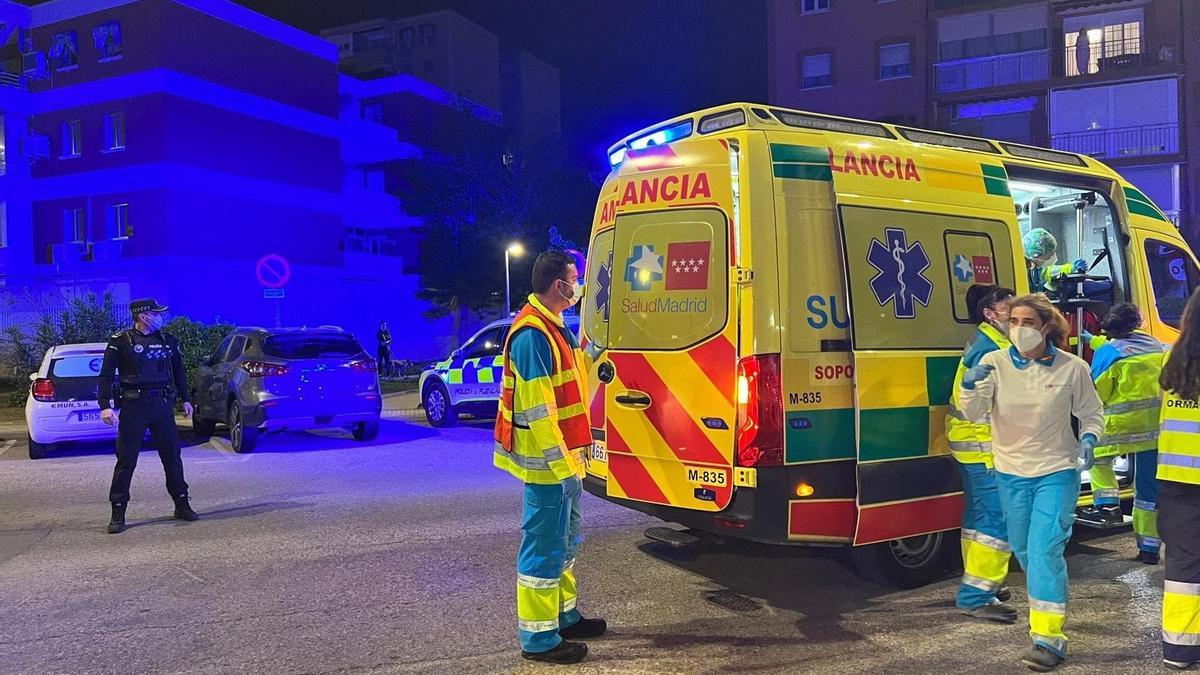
[164,315,236,389]
[5,292,122,374]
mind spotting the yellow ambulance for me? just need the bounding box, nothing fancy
[578,103,1197,587]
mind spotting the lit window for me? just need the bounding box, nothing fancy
[879,43,911,80]
[92,21,122,61]
[104,112,125,151]
[63,208,86,244]
[800,0,831,13]
[801,53,833,89]
[61,120,82,158]
[49,31,78,70]
[107,203,130,240]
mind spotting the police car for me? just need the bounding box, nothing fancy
[419,314,580,427]
[25,343,115,459]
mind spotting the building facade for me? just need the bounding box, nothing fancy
[0,0,515,360]
[767,0,1199,240]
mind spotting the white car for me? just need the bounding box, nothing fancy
[419,315,580,427]
[25,342,115,459]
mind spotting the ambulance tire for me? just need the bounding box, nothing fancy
[423,381,457,428]
[849,530,957,589]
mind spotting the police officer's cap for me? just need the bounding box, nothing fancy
[129,298,169,315]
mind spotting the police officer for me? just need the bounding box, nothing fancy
[99,298,198,534]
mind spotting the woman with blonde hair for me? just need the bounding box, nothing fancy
[959,293,1104,672]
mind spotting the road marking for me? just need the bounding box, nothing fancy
[0,439,17,457]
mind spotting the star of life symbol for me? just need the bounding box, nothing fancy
[595,251,612,321]
[867,227,933,319]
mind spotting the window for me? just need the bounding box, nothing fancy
[1049,78,1178,159]
[801,52,833,89]
[225,336,248,362]
[879,43,911,80]
[463,328,504,360]
[92,21,122,61]
[1144,240,1198,328]
[1063,10,1143,76]
[351,28,389,53]
[106,203,129,240]
[419,23,436,46]
[361,102,383,123]
[210,335,233,364]
[799,0,830,14]
[63,208,86,244]
[262,334,364,359]
[49,31,78,70]
[104,112,125,151]
[61,120,81,158]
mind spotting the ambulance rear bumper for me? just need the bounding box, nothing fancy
[583,468,801,546]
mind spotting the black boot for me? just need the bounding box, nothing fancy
[560,617,608,639]
[522,640,587,665]
[173,495,199,522]
[107,503,127,534]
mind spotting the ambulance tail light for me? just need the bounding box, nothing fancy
[32,378,56,402]
[735,354,784,467]
[241,361,289,377]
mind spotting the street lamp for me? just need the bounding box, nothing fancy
[505,242,525,317]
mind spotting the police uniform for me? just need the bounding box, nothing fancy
[98,298,197,533]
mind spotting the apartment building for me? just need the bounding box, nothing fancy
[0,0,508,358]
[767,0,1198,237]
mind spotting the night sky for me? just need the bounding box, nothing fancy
[238,0,769,172]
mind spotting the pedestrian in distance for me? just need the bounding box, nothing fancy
[493,250,606,665]
[377,321,393,378]
[959,293,1105,672]
[98,298,198,534]
[1154,288,1200,671]
[1077,302,1167,564]
[947,284,1018,624]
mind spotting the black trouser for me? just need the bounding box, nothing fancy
[378,347,392,376]
[109,396,188,505]
[1159,479,1200,665]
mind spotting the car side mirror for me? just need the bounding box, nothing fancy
[450,349,461,360]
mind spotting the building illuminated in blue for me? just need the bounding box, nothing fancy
[0,0,513,360]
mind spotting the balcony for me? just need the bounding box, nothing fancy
[0,71,26,89]
[1065,42,1145,77]
[935,50,1049,94]
[1051,123,1178,159]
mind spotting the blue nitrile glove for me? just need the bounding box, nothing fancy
[1072,258,1088,273]
[961,364,994,390]
[1081,329,1093,343]
[1078,433,1098,472]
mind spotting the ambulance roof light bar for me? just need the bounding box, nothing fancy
[608,119,694,167]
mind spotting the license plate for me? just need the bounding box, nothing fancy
[590,442,607,463]
[77,410,101,423]
[686,466,728,487]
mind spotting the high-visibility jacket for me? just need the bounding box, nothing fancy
[1159,385,1200,486]
[946,322,1010,468]
[1028,260,1075,294]
[1091,331,1167,458]
[494,296,592,485]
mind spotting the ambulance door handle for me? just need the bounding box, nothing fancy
[614,391,652,409]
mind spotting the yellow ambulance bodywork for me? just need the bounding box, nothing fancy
[579,103,1195,582]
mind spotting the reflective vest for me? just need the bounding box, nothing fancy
[493,299,592,485]
[947,323,1011,468]
[1158,388,1200,486]
[1092,332,1166,458]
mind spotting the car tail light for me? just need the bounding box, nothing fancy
[32,378,56,402]
[241,361,289,377]
[350,358,377,373]
[735,354,784,467]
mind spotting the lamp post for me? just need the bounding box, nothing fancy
[505,242,525,317]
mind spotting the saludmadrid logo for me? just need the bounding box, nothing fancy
[621,297,709,313]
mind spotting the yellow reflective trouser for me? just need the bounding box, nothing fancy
[1160,480,1200,665]
[517,479,583,653]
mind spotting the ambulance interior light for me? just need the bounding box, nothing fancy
[1009,180,1053,194]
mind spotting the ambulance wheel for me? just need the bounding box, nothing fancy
[27,434,50,460]
[423,382,456,427]
[850,530,956,589]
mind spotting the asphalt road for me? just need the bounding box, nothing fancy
[0,411,1170,674]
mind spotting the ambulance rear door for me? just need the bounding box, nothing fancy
[837,201,1019,544]
[599,144,739,512]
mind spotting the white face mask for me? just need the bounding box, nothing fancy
[1037,253,1058,267]
[1012,326,1045,354]
[560,279,584,307]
